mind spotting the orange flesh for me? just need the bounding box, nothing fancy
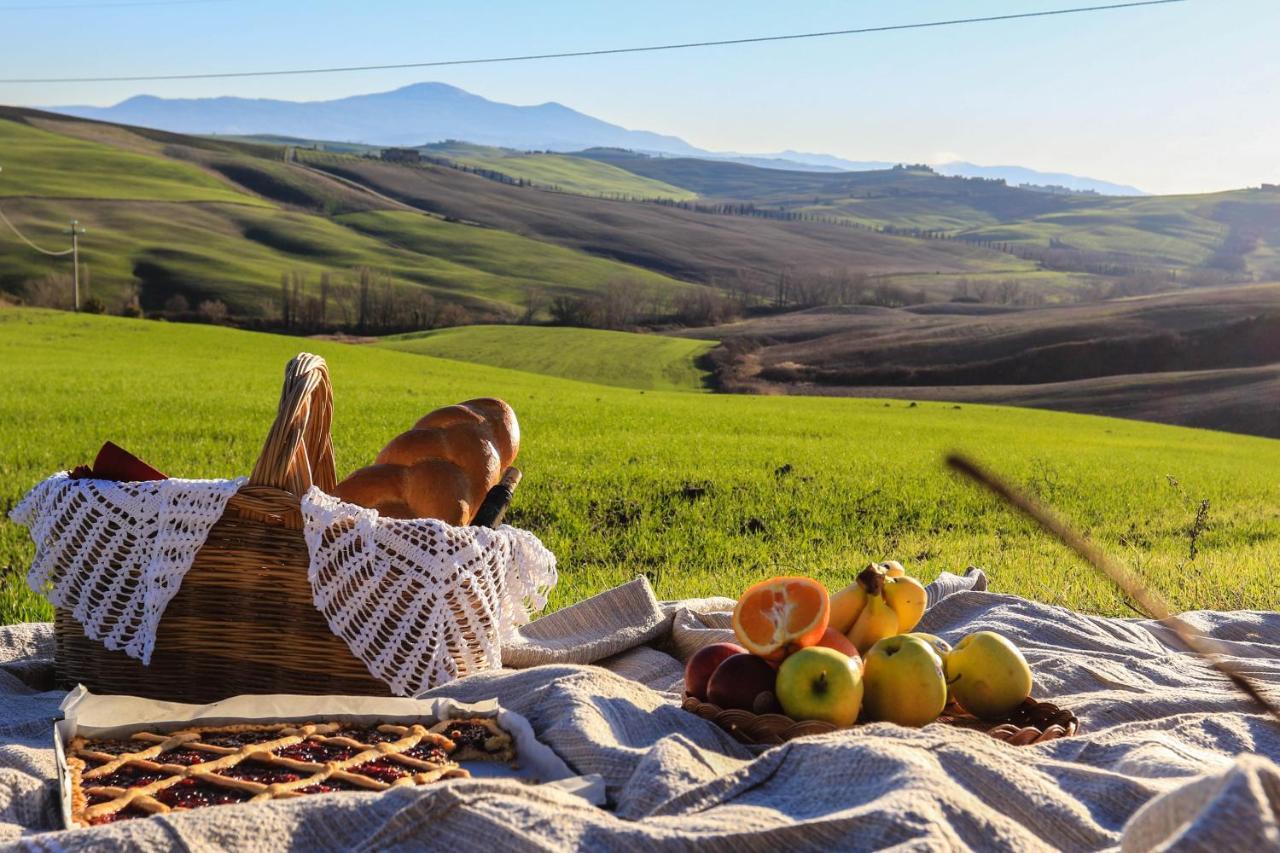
[733,577,829,655]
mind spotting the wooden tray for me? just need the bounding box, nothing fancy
[682,694,1078,746]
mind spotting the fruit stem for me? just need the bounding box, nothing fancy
[815,671,827,695]
[857,563,885,597]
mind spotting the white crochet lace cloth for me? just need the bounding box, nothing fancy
[10,474,556,695]
[300,487,558,697]
[9,473,246,664]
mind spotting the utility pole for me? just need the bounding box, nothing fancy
[65,220,85,311]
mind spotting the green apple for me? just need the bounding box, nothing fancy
[861,635,948,727]
[944,631,1033,719]
[906,632,953,658]
[775,646,863,726]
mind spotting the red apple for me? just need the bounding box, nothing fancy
[814,627,861,660]
[684,642,747,700]
[707,653,778,710]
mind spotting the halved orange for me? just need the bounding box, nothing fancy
[732,576,830,657]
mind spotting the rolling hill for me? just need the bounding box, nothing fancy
[0,108,701,318]
[299,152,1036,294]
[420,141,696,200]
[3,308,1278,628]
[577,152,1280,277]
[378,325,715,392]
[681,283,1280,436]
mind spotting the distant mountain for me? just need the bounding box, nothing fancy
[54,82,702,154]
[52,82,1145,195]
[706,151,896,173]
[935,162,1146,196]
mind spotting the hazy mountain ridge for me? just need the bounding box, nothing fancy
[53,81,1145,195]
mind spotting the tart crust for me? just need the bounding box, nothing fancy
[67,721,487,828]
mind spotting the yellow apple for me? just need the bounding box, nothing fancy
[860,635,948,727]
[944,631,1033,719]
[775,646,863,726]
[906,632,953,658]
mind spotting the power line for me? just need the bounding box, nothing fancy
[0,206,74,256]
[0,1,1187,84]
[0,0,227,10]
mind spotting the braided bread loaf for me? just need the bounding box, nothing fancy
[331,398,519,525]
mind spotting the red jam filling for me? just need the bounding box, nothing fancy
[274,741,359,763]
[88,804,151,825]
[157,748,209,767]
[442,723,489,750]
[403,744,449,764]
[85,739,144,757]
[348,758,411,784]
[198,731,278,749]
[154,778,253,809]
[333,727,400,745]
[84,765,167,789]
[214,761,302,786]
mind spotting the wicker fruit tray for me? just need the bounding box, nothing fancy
[682,694,1078,746]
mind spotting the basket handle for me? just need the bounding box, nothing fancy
[248,353,338,495]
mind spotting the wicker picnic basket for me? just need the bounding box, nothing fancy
[54,354,520,704]
[682,694,1078,746]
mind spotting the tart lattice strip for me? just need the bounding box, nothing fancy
[78,731,318,823]
[246,727,465,796]
[74,723,468,826]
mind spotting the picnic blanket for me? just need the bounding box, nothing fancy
[1,571,1277,851]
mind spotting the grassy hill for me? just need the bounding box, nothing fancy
[422,142,697,201]
[379,325,715,391]
[581,151,1280,278]
[303,154,1036,294]
[0,114,266,205]
[0,110,700,318]
[3,308,1278,625]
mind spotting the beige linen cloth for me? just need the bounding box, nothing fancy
[1,570,1277,851]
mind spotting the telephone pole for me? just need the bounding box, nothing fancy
[65,219,85,311]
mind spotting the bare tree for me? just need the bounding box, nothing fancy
[22,273,74,309]
[197,299,229,323]
[521,286,546,324]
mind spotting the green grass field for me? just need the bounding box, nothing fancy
[423,142,697,201]
[3,309,1278,627]
[379,325,716,391]
[0,117,266,206]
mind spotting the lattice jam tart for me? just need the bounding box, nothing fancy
[429,717,515,762]
[66,720,504,827]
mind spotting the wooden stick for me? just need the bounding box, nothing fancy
[946,452,1280,724]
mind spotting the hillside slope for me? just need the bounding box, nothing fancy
[585,151,1280,276]
[302,154,1032,292]
[3,308,1278,625]
[378,325,715,391]
[685,284,1280,437]
[421,142,696,200]
[0,110,700,318]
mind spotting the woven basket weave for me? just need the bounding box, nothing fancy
[54,354,512,704]
[682,694,1078,747]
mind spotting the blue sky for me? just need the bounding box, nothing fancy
[3,0,1276,193]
